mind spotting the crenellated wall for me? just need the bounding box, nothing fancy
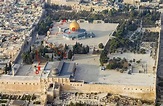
[0,76,41,94]
[61,82,155,101]
[0,76,155,102]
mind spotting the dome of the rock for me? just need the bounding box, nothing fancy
[69,21,80,31]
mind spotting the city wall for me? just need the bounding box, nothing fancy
[0,76,42,94]
[39,77,156,101]
[61,81,155,101]
[0,76,155,102]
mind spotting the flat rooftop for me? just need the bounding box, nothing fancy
[58,61,75,78]
[42,61,75,78]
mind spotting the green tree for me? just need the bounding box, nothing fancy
[68,50,73,59]
[85,45,89,53]
[64,44,68,50]
[98,43,104,49]
[136,60,141,64]
[22,52,28,63]
[81,47,86,54]
[8,62,12,71]
[100,50,108,65]
[22,52,33,64]
[4,64,8,74]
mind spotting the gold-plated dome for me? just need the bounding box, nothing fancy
[69,21,80,31]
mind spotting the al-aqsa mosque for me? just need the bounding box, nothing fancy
[52,20,95,40]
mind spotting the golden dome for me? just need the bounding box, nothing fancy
[69,21,80,31]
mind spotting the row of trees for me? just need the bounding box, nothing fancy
[37,16,52,35]
[38,45,68,61]
[46,7,129,23]
[45,2,160,25]
[73,42,89,54]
